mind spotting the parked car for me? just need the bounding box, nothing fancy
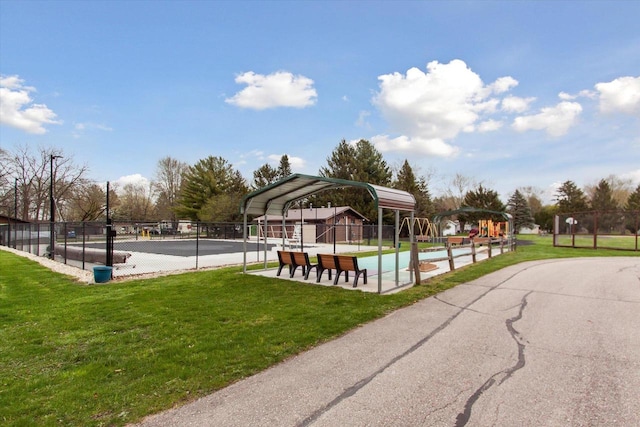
[67,230,76,238]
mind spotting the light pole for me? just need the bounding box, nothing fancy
[13,178,17,249]
[49,154,62,259]
[14,178,18,220]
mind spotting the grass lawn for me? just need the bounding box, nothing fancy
[1,236,637,426]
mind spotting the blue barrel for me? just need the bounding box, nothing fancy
[93,266,113,283]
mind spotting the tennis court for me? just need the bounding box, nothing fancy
[83,239,276,257]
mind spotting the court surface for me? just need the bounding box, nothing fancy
[84,239,277,257]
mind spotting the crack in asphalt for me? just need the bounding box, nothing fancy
[297,267,534,427]
[297,286,497,427]
[455,291,532,427]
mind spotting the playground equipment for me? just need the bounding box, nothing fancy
[478,219,509,238]
[400,217,438,242]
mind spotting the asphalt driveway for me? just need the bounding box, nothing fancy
[134,257,640,426]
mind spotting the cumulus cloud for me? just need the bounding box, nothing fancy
[225,71,317,110]
[371,59,517,157]
[512,101,582,137]
[488,76,518,94]
[0,74,61,134]
[115,174,150,187]
[477,119,503,132]
[370,134,459,157]
[595,75,640,116]
[501,95,535,113]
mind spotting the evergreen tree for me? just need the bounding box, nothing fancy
[176,156,248,221]
[535,205,557,234]
[624,184,640,233]
[459,185,506,229]
[554,180,589,213]
[318,139,391,222]
[252,164,278,190]
[394,160,434,219]
[507,189,535,233]
[277,154,292,179]
[626,184,640,211]
[590,179,619,211]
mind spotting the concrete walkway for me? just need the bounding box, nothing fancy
[134,257,640,426]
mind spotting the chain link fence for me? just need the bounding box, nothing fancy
[554,210,639,251]
[1,220,399,278]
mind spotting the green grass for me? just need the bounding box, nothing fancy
[0,237,637,426]
[554,233,639,250]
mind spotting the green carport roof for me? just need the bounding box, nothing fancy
[241,173,415,216]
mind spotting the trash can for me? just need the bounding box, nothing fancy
[93,266,113,283]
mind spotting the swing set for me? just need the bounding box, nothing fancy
[400,217,438,242]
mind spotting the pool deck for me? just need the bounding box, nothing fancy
[249,245,502,294]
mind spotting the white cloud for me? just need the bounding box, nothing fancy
[620,169,640,185]
[225,71,317,110]
[488,76,518,94]
[0,74,61,134]
[559,90,596,101]
[477,119,503,132]
[371,59,517,157]
[356,110,371,128]
[72,121,113,138]
[595,75,640,116]
[512,101,582,137]
[115,173,150,187]
[370,134,459,157]
[501,95,535,113]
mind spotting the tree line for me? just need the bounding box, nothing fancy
[1,142,639,233]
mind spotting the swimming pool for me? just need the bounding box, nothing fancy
[356,248,470,273]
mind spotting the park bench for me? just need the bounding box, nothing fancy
[334,254,368,288]
[54,245,131,266]
[474,237,493,246]
[290,251,318,280]
[447,236,464,246]
[316,253,338,283]
[277,250,294,277]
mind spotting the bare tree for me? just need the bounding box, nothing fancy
[437,173,480,211]
[152,156,187,223]
[517,186,544,216]
[0,145,87,221]
[114,181,156,221]
[65,181,107,221]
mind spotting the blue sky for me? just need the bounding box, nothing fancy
[1,0,639,204]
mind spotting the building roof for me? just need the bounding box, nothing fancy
[0,214,31,224]
[253,206,368,223]
[241,174,415,217]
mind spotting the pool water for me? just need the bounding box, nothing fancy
[356,248,470,273]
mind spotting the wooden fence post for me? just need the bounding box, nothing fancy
[411,242,421,285]
[471,240,477,263]
[447,245,455,271]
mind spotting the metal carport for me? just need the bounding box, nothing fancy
[240,174,416,293]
